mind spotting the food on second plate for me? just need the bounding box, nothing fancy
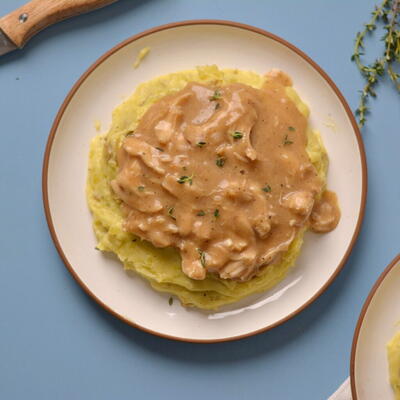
[388,331,400,399]
[87,65,340,309]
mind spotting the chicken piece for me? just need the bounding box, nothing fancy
[153,92,191,144]
[219,261,248,280]
[161,174,201,199]
[224,180,254,202]
[219,248,257,280]
[282,191,314,216]
[252,215,272,239]
[182,259,206,280]
[259,230,296,266]
[204,240,232,269]
[232,213,254,239]
[110,180,163,213]
[180,244,206,280]
[123,137,165,175]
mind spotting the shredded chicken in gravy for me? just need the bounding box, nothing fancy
[111,70,340,281]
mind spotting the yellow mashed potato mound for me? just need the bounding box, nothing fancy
[87,65,328,310]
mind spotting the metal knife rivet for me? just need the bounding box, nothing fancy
[19,13,28,23]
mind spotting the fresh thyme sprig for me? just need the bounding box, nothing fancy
[352,0,400,127]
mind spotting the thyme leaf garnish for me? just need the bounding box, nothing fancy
[197,248,207,267]
[177,175,193,185]
[209,90,222,101]
[231,131,244,139]
[352,0,400,127]
[167,207,176,220]
[283,135,293,145]
[262,185,272,193]
[216,157,226,168]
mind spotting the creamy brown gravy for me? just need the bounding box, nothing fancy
[310,190,340,233]
[111,71,340,281]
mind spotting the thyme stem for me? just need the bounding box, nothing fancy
[352,0,400,127]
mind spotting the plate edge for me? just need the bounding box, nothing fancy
[350,253,400,399]
[41,19,368,343]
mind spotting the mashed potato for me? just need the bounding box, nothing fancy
[87,65,328,310]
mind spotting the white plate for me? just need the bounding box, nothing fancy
[351,254,400,399]
[43,20,366,342]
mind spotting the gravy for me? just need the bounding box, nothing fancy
[111,71,340,281]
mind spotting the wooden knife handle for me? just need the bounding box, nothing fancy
[0,0,118,48]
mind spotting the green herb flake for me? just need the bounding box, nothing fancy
[197,210,206,216]
[216,157,226,168]
[167,207,176,220]
[209,90,222,101]
[214,209,220,218]
[231,131,244,139]
[262,185,272,193]
[283,135,293,145]
[197,249,207,267]
[137,186,145,191]
[196,141,206,147]
[168,297,173,306]
[288,126,296,131]
[177,175,193,185]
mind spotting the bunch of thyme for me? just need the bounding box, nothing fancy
[352,0,400,127]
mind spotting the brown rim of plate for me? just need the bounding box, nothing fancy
[42,19,368,343]
[350,253,400,399]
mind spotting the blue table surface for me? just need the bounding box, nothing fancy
[1,0,399,399]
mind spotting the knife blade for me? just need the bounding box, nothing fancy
[0,0,118,57]
[0,29,17,56]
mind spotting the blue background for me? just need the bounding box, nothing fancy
[1,0,399,399]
